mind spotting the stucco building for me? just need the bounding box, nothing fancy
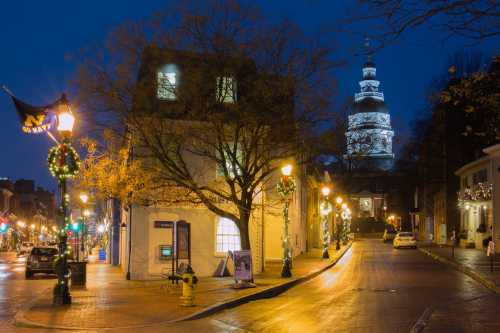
[118,48,308,279]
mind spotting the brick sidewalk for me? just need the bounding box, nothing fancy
[419,244,500,288]
[17,243,352,330]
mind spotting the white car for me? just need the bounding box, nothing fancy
[18,242,34,255]
[393,232,417,249]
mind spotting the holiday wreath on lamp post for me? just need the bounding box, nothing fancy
[48,142,81,180]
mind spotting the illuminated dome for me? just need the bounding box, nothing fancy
[345,54,395,171]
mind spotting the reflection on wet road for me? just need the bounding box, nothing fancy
[3,240,500,332]
[209,239,494,333]
[0,253,54,332]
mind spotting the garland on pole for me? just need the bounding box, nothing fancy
[277,175,296,198]
[48,143,81,180]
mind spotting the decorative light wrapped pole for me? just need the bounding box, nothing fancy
[49,95,80,305]
[79,193,89,260]
[320,186,332,259]
[341,203,351,245]
[277,164,295,278]
[335,196,343,250]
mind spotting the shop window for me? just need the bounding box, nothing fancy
[216,217,241,253]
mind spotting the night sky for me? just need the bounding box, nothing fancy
[0,1,497,191]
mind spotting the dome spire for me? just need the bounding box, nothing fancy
[356,38,383,103]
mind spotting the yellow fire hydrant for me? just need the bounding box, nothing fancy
[180,265,198,307]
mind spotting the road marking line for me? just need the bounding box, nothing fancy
[410,307,433,333]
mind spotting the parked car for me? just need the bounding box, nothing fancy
[25,247,59,278]
[18,242,34,255]
[47,241,58,248]
[383,229,397,242]
[393,232,417,249]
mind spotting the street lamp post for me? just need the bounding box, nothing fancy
[50,95,80,306]
[79,193,89,260]
[277,164,295,278]
[320,186,332,259]
[335,196,343,250]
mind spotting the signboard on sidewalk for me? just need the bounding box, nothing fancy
[233,250,253,282]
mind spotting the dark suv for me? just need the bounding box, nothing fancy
[26,247,59,278]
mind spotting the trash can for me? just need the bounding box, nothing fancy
[98,249,106,261]
[69,261,87,286]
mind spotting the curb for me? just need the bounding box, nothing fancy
[418,247,500,294]
[15,242,353,331]
[177,241,353,322]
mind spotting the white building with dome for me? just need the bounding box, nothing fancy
[345,56,395,171]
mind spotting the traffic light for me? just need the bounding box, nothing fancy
[0,222,9,233]
[71,222,80,232]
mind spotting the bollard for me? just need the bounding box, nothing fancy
[180,265,198,307]
[451,230,456,259]
[488,241,495,273]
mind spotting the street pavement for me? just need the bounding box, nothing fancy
[420,244,500,287]
[208,239,497,332]
[3,240,500,332]
[0,253,54,332]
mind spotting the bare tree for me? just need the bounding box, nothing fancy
[354,0,500,48]
[74,0,338,250]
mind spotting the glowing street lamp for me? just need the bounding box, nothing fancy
[281,164,292,177]
[277,164,295,278]
[320,186,333,259]
[56,100,75,134]
[79,193,89,204]
[97,224,105,234]
[321,186,331,197]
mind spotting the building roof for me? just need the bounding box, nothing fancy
[454,155,490,176]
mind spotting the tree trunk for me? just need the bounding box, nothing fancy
[238,210,251,250]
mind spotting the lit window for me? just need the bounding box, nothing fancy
[216,76,236,103]
[216,146,243,178]
[157,70,177,100]
[216,217,241,253]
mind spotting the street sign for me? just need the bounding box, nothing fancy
[233,250,253,282]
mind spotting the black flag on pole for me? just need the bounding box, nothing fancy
[3,86,59,134]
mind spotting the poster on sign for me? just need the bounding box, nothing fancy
[233,250,253,282]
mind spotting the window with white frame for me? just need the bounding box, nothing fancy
[216,217,241,253]
[216,76,236,103]
[157,69,177,100]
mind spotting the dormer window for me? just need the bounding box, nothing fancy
[216,76,236,103]
[157,65,178,100]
